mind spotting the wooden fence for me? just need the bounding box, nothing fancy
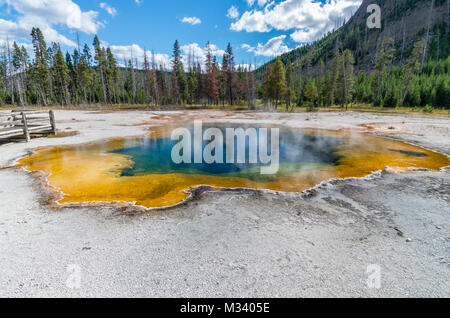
[0,110,56,142]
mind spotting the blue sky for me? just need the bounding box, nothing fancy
[0,0,362,68]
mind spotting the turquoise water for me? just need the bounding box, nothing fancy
[111,125,346,181]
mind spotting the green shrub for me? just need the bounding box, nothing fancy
[423,105,434,113]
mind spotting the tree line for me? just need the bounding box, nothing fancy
[0,27,448,110]
[0,28,257,107]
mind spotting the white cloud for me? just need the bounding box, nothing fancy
[181,17,201,25]
[100,3,117,17]
[135,0,143,4]
[109,44,171,68]
[181,43,257,70]
[227,6,239,19]
[231,0,362,43]
[242,35,291,57]
[181,42,226,66]
[232,10,270,32]
[0,0,103,47]
[0,39,34,56]
[245,0,268,7]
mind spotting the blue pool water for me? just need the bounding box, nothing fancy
[110,125,345,181]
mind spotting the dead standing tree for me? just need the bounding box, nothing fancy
[421,0,435,72]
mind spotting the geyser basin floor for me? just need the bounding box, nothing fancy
[17,125,450,209]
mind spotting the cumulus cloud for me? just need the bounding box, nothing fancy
[100,3,117,17]
[242,35,291,57]
[182,42,257,70]
[181,17,201,25]
[0,39,34,53]
[231,0,362,43]
[109,44,171,68]
[0,0,103,47]
[227,6,239,19]
[181,42,226,66]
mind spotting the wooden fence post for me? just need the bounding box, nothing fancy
[21,112,30,142]
[49,110,56,135]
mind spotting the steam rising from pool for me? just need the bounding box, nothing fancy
[112,125,346,182]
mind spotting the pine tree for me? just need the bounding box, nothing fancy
[401,41,424,105]
[205,42,219,105]
[151,52,161,105]
[223,43,236,106]
[248,66,256,109]
[52,46,70,106]
[194,62,204,103]
[106,48,119,104]
[317,59,325,107]
[220,53,228,106]
[30,28,51,105]
[337,49,355,110]
[78,54,92,106]
[143,50,152,104]
[12,42,25,106]
[67,50,78,104]
[171,40,187,104]
[285,63,295,109]
[0,49,6,106]
[266,57,287,109]
[262,63,273,102]
[329,45,341,106]
[434,76,449,108]
[375,38,395,99]
[93,35,108,105]
[126,59,136,104]
[304,78,318,109]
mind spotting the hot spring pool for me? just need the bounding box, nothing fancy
[17,123,450,209]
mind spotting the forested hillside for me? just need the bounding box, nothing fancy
[257,0,449,77]
[256,0,450,109]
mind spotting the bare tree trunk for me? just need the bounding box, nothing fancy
[401,17,406,61]
[340,43,348,111]
[447,0,450,35]
[16,78,24,106]
[436,30,440,60]
[99,66,107,107]
[421,0,435,71]
[6,39,14,106]
[133,58,137,104]
[83,87,87,107]
[19,66,26,106]
[39,87,46,107]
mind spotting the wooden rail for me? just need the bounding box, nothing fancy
[0,110,56,142]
